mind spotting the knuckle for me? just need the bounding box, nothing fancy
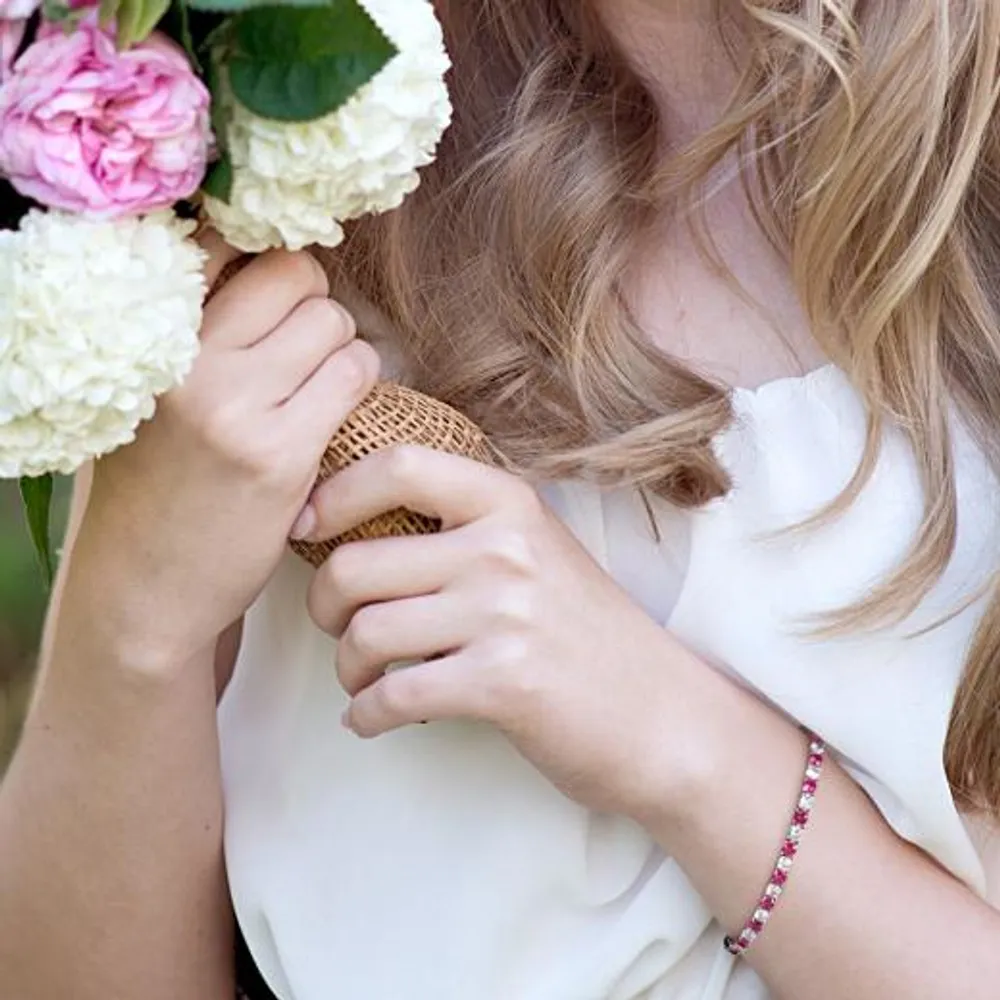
[477,524,537,577]
[349,339,381,381]
[328,342,371,397]
[382,444,424,487]
[322,544,359,598]
[491,582,536,629]
[294,294,334,326]
[298,296,356,344]
[477,639,541,718]
[480,635,531,675]
[178,383,310,486]
[374,674,412,717]
[223,430,305,490]
[241,427,301,481]
[328,299,357,342]
[199,399,245,454]
[267,249,329,299]
[344,606,383,662]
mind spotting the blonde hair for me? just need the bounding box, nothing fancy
[333,0,1000,814]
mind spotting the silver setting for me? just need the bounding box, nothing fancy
[721,735,827,959]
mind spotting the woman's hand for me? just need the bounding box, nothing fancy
[69,234,380,670]
[301,445,705,819]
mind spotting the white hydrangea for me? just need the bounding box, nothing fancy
[0,210,206,477]
[204,0,452,252]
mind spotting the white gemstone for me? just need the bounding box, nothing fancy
[766,884,783,899]
[799,794,815,811]
[754,908,771,924]
[777,855,793,871]
[789,824,804,840]
[806,766,821,781]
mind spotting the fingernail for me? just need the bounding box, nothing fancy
[290,505,317,541]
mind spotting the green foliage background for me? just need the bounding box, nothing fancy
[0,480,68,769]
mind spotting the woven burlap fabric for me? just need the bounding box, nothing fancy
[207,252,499,567]
[290,382,498,566]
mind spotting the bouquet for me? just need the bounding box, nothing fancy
[0,0,456,580]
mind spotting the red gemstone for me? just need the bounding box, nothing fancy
[802,778,818,794]
[809,754,824,768]
[781,839,798,858]
[760,895,776,910]
[750,918,764,933]
[772,869,788,885]
[793,808,809,826]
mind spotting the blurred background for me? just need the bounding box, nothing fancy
[0,479,69,771]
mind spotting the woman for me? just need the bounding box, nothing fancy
[3,1,1000,997]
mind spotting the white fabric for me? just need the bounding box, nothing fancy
[219,364,1000,999]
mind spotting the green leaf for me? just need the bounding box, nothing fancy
[202,45,236,202]
[133,0,174,43]
[19,475,54,589]
[227,0,397,122]
[202,152,234,202]
[206,43,233,153]
[116,0,172,47]
[163,0,200,70]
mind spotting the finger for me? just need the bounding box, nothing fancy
[306,532,469,637]
[277,340,380,450]
[336,595,473,697]
[202,249,330,349]
[343,653,489,738]
[251,296,356,404]
[197,227,244,290]
[304,446,530,542]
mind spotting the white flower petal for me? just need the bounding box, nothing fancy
[204,0,452,252]
[0,210,205,477]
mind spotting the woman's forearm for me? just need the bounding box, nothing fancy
[0,496,234,1000]
[643,653,1000,1000]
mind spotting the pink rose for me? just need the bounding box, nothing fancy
[0,19,212,216]
[0,18,24,82]
[0,0,38,18]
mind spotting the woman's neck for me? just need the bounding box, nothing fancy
[594,1,824,389]
[595,0,743,144]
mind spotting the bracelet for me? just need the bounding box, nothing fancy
[723,734,827,957]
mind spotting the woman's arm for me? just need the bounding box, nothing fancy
[301,445,1000,1000]
[640,664,1000,1000]
[0,243,380,1000]
[0,468,235,1000]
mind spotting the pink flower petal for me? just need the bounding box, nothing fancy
[0,19,211,217]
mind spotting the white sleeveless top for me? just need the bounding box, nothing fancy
[219,364,1000,1000]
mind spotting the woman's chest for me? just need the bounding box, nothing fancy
[625,186,826,391]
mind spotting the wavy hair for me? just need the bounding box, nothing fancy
[330,0,1000,814]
